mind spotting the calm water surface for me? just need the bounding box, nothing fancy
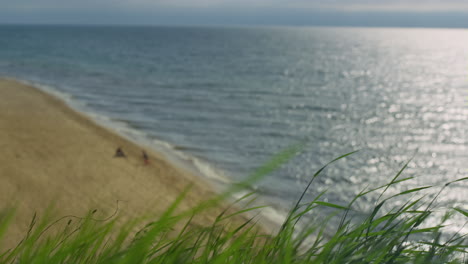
[0,25,466,232]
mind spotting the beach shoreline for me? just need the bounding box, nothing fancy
[0,78,263,248]
[12,77,233,190]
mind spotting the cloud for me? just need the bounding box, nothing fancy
[1,0,467,27]
[119,0,468,12]
[316,0,468,12]
[4,0,468,12]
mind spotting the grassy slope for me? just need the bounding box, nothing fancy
[1,151,467,264]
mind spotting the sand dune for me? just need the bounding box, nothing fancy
[0,78,247,247]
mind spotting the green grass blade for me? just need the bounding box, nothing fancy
[313,201,349,210]
[453,208,468,218]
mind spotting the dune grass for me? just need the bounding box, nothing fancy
[0,151,467,263]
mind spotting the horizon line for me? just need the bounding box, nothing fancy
[0,22,467,31]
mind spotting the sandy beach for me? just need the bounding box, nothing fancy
[0,78,250,247]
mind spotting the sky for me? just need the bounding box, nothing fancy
[1,0,468,28]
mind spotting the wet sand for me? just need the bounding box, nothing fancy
[0,78,253,247]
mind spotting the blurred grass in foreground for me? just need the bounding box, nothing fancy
[0,150,467,264]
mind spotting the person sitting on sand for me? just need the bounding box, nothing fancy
[114,147,126,158]
[142,150,149,165]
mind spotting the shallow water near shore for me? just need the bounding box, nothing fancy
[0,25,467,233]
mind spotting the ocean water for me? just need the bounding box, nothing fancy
[0,25,467,232]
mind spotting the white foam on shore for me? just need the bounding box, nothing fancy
[9,77,287,233]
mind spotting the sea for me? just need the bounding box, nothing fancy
[0,25,467,234]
